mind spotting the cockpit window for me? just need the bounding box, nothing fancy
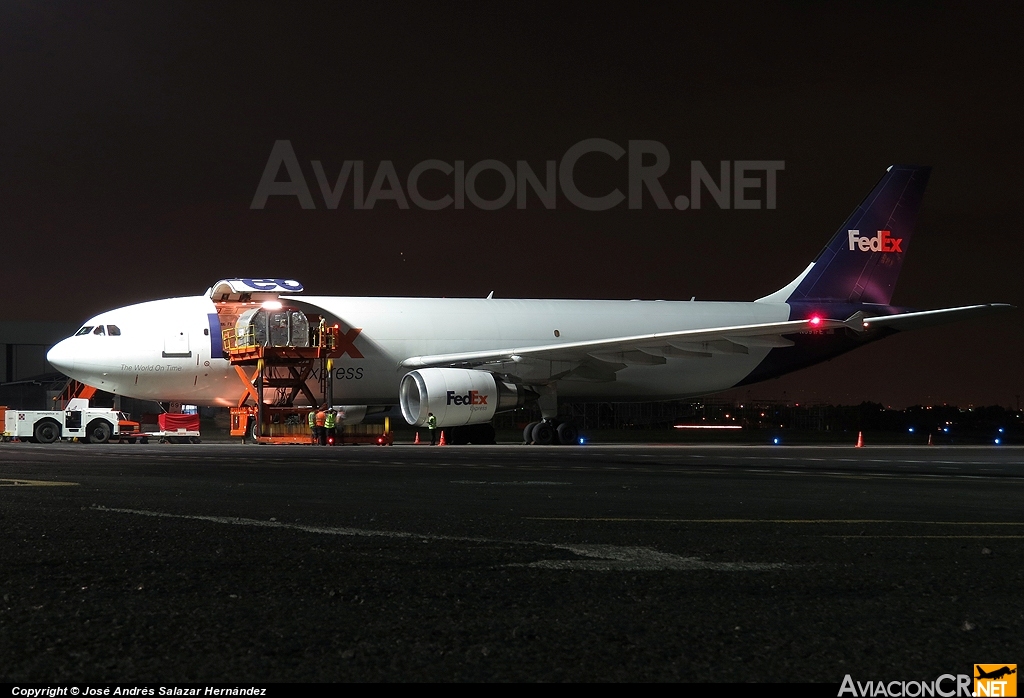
[107,325,121,336]
[92,326,106,336]
[75,326,94,336]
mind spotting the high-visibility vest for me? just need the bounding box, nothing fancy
[308,411,316,428]
[427,415,437,429]
[324,411,336,429]
[315,410,327,427]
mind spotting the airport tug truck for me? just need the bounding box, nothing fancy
[2,398,121,443]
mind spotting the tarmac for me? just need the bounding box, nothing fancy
[1,441,1022,682]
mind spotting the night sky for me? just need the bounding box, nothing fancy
[2,3,1021,407]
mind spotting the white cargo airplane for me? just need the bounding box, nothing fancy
[47,165,1011,444]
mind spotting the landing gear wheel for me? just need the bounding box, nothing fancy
[86,420,112,444]
[531,421,556,445]
[557,421,579,445]
[524,421,539,444]
[33,420,60,444]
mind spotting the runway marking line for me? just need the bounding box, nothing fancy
[89,505,785,572]
[0,478,78,487]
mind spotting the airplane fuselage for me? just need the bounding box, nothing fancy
[48,294,841,407]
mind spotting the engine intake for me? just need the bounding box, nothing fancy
[400,368,530,427]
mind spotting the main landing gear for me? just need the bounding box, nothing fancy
[521,384,579,445]
[523,419,580,445]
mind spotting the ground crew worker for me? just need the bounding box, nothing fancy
[427,412,437,445]
[324,407,336,446]
[315,405,327,445]
[308,408,317,445]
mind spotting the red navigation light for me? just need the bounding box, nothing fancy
[809,315,822,326]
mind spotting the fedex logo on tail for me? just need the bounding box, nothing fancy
[447,390,488,406]
[848,229,903,253]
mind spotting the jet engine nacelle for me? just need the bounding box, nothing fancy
[400,368,529,427]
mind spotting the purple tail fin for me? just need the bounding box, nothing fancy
[785,165,931,305]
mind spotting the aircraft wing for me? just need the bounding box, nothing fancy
[400,317,844,369]
[400,303,1015,373]
[861,303,1015,332]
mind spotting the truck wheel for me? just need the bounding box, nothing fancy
[34,420,61,444]
[86,420,112,444]
[247,419,261,444]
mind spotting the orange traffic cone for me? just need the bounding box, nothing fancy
[414,431,421,444]
[927,434,933,446]
[439,430,447,446]
[855,431,864,448]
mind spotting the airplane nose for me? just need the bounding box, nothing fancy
[46,339,76,374]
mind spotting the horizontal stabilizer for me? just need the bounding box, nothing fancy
[863,304,1015,332]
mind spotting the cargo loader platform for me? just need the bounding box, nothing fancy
[221,309,392,445]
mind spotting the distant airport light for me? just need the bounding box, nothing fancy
[908,427,915,433]
[773,437,780,445]
[673,424,743,429]
[995,438,1001,445]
